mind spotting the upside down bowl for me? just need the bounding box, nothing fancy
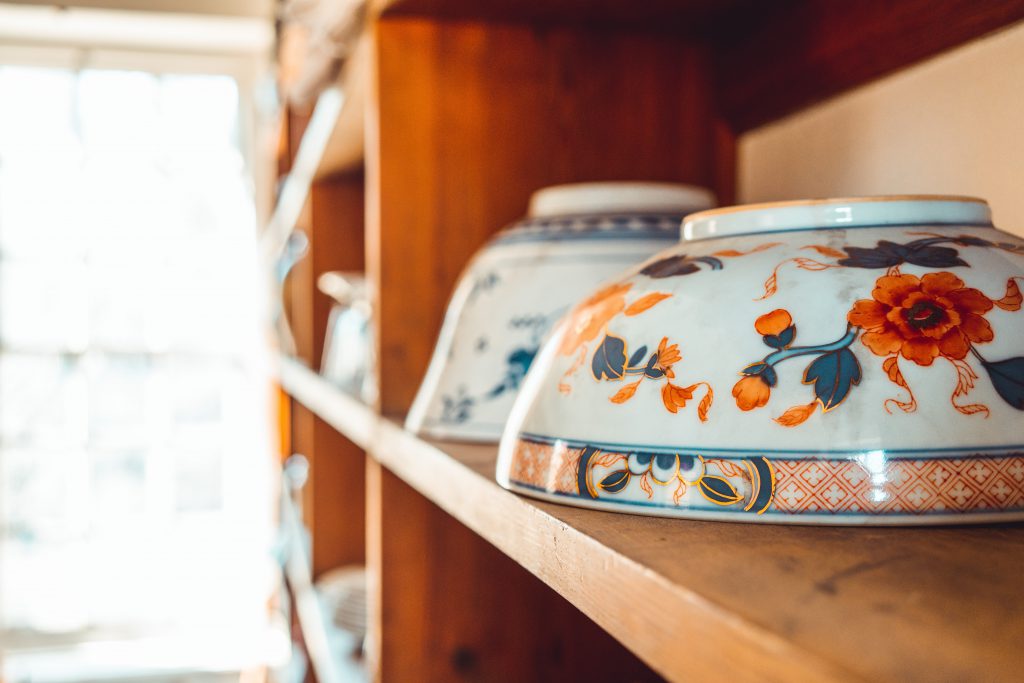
[405,182,715,442]
[497,196,1024,524]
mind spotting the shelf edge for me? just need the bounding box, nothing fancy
[278,358,863,683]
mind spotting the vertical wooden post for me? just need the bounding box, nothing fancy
[289,173,368,576]
[364,16,729,681]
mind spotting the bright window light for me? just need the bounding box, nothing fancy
[0,62,275,679]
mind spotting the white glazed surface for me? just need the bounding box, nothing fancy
[405,221,681,441]
[405,182,715,442]
[531,181,715,217]
[498,197,1024,524]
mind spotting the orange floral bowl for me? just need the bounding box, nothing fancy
[405,182,715,442]
[497,196,1024,525]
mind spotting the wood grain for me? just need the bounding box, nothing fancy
[280,358,377,450]
[307,417,365,577]
[365,458,662,682]
[311,174,367,576]
[374,431,1024,683]
[309,172,365,367]
[288,175,368,577]
[281,361,1024,683]
[373,0,750,29]
[716,0,1024,131]
[367,17,733,415]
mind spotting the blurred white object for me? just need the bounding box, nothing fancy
[319,272,376,403]
[315,565,368,639]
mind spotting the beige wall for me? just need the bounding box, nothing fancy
[739,21,1024,236]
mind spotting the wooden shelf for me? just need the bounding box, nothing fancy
[273,6,1024,679]
[280,357,1024,683]
[373,0,1024,132]
[316,34,368,180]
[280,357,377,450]
[714,0,1024,131]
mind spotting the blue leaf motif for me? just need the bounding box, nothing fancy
[904,245,968,268]
[628,345,648,368]
[804,348,862,411]
[981,357,1024,410]
[746,456,775,515]
[838,241,906,268]
[643,354,664,379]
[763,325,796,349]
[698,476,742,505]
[742,362,777,387]
[591,334,628,380]
[742,362,769,375]
[640,255,701,279]
[599,469,630,493]
[838,239,969,269]
[777,325,796,347]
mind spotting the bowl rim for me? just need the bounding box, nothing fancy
[682,194,992,241]
[529,181,716,218]
[684,194,987,221]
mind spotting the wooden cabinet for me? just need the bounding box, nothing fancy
[275,2,1024,681]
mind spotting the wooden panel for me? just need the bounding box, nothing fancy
[309,172,366,368]
[282,362,1024,683]
[367,18,733,415]
[286,106,313,174]
[288,404,365,577]
[282,174,367,576]
[308,174,366,576]
[309,419,366,576]
[716,0,1024,131]
[375,0,751,28]
[365,458,661,682]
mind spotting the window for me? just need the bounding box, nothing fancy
[0,59,278,679]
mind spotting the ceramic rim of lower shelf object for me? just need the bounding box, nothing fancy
[497,195,1024,525]
[405,181,716,443]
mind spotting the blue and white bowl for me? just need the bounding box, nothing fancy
[405,182,716,442]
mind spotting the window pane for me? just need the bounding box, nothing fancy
[0,59,273,667]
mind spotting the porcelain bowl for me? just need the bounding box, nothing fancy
[405,182,716,442]
[497,196,1024,525]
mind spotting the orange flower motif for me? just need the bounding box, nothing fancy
[848,272,994,366]
[558,282,632,356]
[654,336,681,379]
[732,375,771,411]
[755,309,792,336]
[661,382,694,413]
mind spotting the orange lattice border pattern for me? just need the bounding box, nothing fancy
[771,454,1024,515]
